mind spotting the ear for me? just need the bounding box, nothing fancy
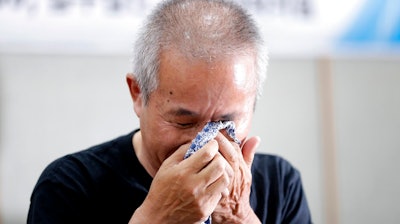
[126,73,144,117]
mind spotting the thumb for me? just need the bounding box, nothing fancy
[241,136,260,167]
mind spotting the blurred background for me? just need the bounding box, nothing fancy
[0,0,399,223]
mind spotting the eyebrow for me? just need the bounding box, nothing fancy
[167,107,237,121]
[220,113,236,121]
[168,108,199,117]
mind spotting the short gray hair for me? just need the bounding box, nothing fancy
[132,0,268,104]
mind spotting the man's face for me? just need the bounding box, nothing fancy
[134,50,258,174]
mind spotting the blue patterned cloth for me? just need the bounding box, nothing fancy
[184,121,241,224]
[184,121,241,159]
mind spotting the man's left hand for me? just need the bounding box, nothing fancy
[211,133,261,224]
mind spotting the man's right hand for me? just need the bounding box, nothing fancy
[129,140,233,224]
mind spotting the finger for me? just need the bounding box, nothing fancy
[215,132,240,165]
[182,139,219,172]
[241,136,260,167]
[162,142,192,166]
[197,153,233,186]
[205,164,232,199]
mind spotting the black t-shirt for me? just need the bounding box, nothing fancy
[28,131,312,223]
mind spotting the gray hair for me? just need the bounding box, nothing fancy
[132,0,268,104]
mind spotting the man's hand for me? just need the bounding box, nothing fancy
[129,140,233,224]
[212,133,262,224]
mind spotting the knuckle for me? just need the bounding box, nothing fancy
[192,204,209,221]
[202,149,214,161]
[227,151,237,162]
[222,173,231,186]
[214,155,226,172]
[215,157,226,173]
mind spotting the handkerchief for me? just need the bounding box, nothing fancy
[184,121,241,159]
[184,121,241,224]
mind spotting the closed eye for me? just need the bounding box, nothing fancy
[177,122,195,128]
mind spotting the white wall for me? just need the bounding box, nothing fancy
[251,58,323,223]
[0,54,139,223]
[1,54,399,224]
[332,58,400,224]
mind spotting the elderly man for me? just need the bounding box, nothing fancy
[28,0,312,223]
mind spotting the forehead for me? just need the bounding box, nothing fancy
[157,49,257,92]
[149,49,257,119]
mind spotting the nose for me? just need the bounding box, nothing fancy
[193,121,240,144]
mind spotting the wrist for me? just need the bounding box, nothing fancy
[236,205,261,224]
[129,200,162,224]
[212,203,261,224]
[241,209,261,224]
[129,206,149,224]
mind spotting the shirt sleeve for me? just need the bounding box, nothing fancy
[27,156,92,224]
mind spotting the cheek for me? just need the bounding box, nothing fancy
[153,125,194,158]
[234,109,254,141]
[236,118,252,140]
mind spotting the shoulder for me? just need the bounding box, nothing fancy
[250,154,306,207]
[28,131,148,223]
[250,154,312,223]
[35,131,136,189]
[252,153,301,180]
